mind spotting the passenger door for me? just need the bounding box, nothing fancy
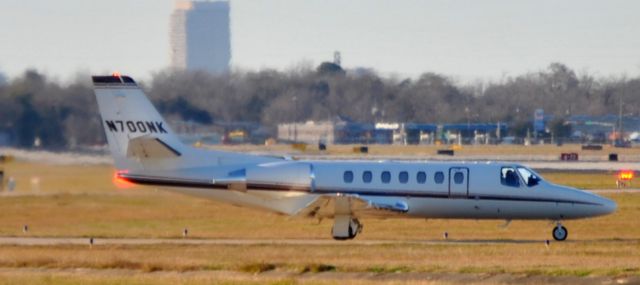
[449,167,469,197]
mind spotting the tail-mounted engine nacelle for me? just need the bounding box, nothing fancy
[220,162,314,192]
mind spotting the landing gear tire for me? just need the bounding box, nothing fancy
[332,226,356,241]
[347,219,362,239]
[332,216,362,240]
[552,225,568,241]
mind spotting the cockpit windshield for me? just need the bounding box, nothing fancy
[517,167,542,187]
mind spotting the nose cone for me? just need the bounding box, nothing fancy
[585,193,617,217]
[598,196,617,216]
[560,186,618,218]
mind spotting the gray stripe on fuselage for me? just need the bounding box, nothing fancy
[119,174,601,206]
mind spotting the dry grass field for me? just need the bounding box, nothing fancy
[0,159,639,284]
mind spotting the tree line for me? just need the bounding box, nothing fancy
[0,63,638,149]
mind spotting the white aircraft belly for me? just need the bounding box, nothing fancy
[406,197,599,220]
[159,185,602,221]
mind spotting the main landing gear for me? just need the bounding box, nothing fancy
[552,222,568,241]
[332,215,362,240]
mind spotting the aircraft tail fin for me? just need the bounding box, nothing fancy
[92,75,187,170]
[93,74,279,172]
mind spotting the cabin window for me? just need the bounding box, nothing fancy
[434,171,445,184]
[362,171,373,183]
[399,171,409,184]
[453,172,464,184]
[517,167,540,187]
[417,171,427,184]
[501,167,520,187]
[381,171,391,183]
[343,171,354,183]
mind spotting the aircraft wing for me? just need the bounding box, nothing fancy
[294,194,409,219]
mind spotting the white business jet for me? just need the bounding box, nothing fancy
[93,75,616,241]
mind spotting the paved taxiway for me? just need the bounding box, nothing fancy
[0,237,572,246]
[2,236,638,246]
[3,147,639,171]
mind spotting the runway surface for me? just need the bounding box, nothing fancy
[0,236,567,246]
[588,189,639,193]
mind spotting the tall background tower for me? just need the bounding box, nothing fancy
[170,0,231,73]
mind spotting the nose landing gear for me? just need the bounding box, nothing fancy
[552,223,568,241]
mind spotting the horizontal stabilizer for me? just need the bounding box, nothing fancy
[126,136,181,159]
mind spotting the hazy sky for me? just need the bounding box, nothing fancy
[1,0,639,82]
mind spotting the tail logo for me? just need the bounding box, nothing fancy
[105,120,168,134]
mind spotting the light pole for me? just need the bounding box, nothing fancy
[293,96,298,142]
[465,106,470,143]
[617,89,624,146]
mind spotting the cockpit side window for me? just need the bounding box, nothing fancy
[501,167,520,187]
[517,167,540,187]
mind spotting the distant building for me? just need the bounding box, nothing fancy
[277,120,393,145]
[0,132,12,146]
[334,122,392,144]
[277,120,509,145]
[170,120,269,145]
[170,0,231,73]
[278,121,335,144]
[566,115,640,142]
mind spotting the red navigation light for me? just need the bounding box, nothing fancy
[618,170,634,181]
[112,71,121,78]
[113,169,134,189]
